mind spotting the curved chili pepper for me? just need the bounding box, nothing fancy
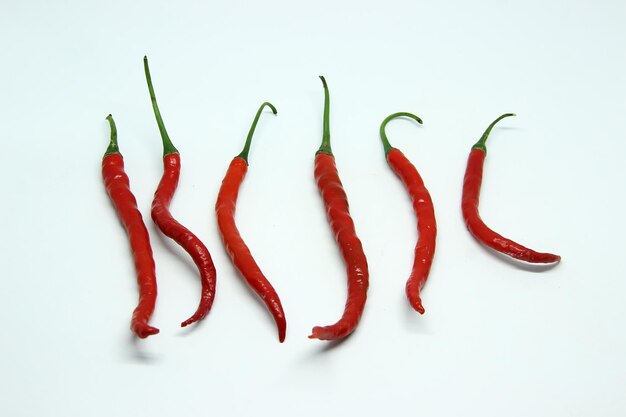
[462,113,561,263]
[102,115,159,338]
[379,112,436,314]
[143,57,217,327]
[309,76,369,341]
[215,102,286,342]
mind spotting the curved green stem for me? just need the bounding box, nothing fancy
[317,75,332,155]
[105,114,119,156]
[472,113,516,153]
[236,102,278,163]
[379,112,423,155]
[144,56,178,156]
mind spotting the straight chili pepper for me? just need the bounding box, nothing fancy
[144,57,217,327]
[309,76,369,341]
[462,113,561,263]
[215,102,286,342]
[379,112,436,314]
[102,115,159,338]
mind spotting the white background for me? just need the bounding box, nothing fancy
[1,0,625,416]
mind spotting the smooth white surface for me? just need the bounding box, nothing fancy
[1,0,625,415]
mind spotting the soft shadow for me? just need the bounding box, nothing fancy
[306,329,356,356]
[402,296,431,334]
[127,334,159,364]
[292,331,357,368]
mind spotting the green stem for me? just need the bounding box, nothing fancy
[379,112,423,155]
[144,56,178,156]
[236,102,278,163]
[105,114,119,155]
[472,113,516,153]
[317,75,332,155]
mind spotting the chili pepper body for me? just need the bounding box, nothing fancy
[102,115,159,338]
[309,76,369,341]
[462,114,561,264]
[379,112,436,313]
[151,153,217,326]
[310,152,369,340]
[215,103,286,342]
[387,148,436,313]
[144,57,217,327]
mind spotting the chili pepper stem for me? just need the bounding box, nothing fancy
[317,75,332,155]
[379,112,423,156]
[472,113,516,153]
[143,56,179,156]
[236,102,277,163]
[105,114,119,156]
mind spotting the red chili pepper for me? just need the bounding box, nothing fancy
[102,115,159,338]
[462,113,561,264]
[215,102,286,342]
[379,112,436,314]
[143,57,217,327]
[309,76,369,341]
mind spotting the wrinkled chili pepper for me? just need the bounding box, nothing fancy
[462,113,561,263]
[144,57,217,327]
[102,115,159,338]
[379,112,436,314]
[215,102,286,342]
[309,76,369,341]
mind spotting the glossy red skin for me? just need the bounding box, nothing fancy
[310,152,369,341]
[387,148,436,314]
[462,148,561,263]
[102,153,159,338]
[215,157,286,342]
[151,153,217,327]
